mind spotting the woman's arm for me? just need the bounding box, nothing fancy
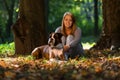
[55,26,66,45]
[69,27,82,47]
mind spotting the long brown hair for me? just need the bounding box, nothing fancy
[61,12,77,36]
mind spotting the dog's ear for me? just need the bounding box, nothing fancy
[56,33,63,38]
[48,32,53,38]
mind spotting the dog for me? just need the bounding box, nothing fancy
[31,32,65,60]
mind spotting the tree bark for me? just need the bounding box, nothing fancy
[91,0,120,50]
[12,0,48,55]
[94,0,99,36]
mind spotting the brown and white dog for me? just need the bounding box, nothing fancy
[31,32,65,60]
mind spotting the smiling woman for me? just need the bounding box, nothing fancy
[55,12,84,60]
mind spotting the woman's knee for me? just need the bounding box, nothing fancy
[66,35,74,45]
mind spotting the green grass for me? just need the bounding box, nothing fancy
[0,42,15,56]
[82,36,98,49]
[82,42,95,49]
[81,36,98,43]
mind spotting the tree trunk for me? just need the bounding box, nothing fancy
[91,0,120,50]
[94,0,98,36]
[12,0,48,55]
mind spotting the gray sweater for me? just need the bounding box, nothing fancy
[55,26,84,58]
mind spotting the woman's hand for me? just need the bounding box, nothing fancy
[63,45,70,52]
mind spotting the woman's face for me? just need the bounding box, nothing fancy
[63,15,73,29]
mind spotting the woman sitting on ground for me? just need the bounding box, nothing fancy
[55,12,84,60]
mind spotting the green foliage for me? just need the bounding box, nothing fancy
[0,0,19,43]
[49,0,102,36]
[0,11,6,40]
[81,36,99,43]
[25,55,34,60]
[82,42,95,49]
[0,42,15,56]
[81,36,98,49]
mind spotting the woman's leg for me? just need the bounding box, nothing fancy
[61,36,66,45]
[66,35,84,59]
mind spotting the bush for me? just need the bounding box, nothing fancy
[0,42,15,56]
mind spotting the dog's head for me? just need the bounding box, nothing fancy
[48,32,63,48]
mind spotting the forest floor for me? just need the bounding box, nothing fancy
[0,50,120,80]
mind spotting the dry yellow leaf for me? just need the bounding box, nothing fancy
[4,71,16,78]
[0,60,7,68]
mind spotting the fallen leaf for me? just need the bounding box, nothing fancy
[0,60,7,68]
[4,71,16,78]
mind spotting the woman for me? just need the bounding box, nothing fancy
[55,12,84,60]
